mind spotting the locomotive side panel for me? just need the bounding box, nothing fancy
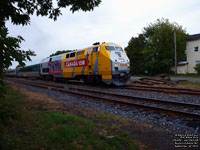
[48,55,63,79]
[98,44,112,80]
[62,50,89,78]
[90,46,99,75]
[73,49,88,77]
[18,64,40,78]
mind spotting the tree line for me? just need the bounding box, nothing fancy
[125,18,188,75]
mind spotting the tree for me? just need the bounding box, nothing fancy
[0,0,101,93]
[125,34,146,74]
[194,64,200,74]
[16,64,26,68]
[50,50,72,57]
[125,18,188,75]
[0,0,101,125]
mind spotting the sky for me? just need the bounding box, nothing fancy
[6,0,200,68]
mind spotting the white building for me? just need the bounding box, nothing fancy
[173,34,200,74]
[186,33,200,73]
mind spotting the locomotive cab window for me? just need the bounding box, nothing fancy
[115,47,123,51]
[105,46,115,50]
[105,46,123,51]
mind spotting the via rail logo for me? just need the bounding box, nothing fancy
[65,59,88,68]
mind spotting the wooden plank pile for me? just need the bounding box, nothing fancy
[132,74,178,85]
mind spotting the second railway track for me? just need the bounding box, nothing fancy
[126,85,200,96]
[6,78,200,120]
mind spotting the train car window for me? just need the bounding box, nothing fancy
[54,56,61,61]
[43,68,49,73]
[93,47,98,52]
[66,54,70,58]
[49,58,52,62]
[58,55,62,60]
[105,46,115,50]
[70,53,75,57]
[35,65,39,71]
[52,57,55,61]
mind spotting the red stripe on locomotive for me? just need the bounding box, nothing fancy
[64,58,87,68]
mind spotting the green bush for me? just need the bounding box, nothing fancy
[0,85,25,150]
[0,84,20,126]
[194,64,200,74]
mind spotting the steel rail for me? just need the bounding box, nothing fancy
[6,79,200,120]
[7,78,200,109]
[126,85,200,96]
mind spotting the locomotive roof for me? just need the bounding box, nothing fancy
[43,42,121,60]
[79,42,121,51]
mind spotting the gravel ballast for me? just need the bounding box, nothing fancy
[7,80,200,137]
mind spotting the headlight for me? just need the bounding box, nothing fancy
[127,63,130,67]
[119,58,125,62]
[114,63,118,67]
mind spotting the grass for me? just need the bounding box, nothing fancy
[11,112,138,150]
[94,112,114,121]
[1,86,139,150]
[4,87,25,102]
[178,81,200,87]
[0,85,25,150]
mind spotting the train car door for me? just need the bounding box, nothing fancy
[91,46,99,75]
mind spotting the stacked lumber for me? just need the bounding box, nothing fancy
[132,74,178,85]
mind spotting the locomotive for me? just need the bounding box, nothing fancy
[6,42,130,86]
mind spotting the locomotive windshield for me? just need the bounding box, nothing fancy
[105,46,123,51]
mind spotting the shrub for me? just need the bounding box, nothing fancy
[194,64,200,74]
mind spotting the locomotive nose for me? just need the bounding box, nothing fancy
[111,51,130,72]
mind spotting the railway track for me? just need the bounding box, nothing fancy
[6,78,200,120]
[126,85,200,96]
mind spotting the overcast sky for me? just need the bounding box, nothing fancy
[6,0,200,68]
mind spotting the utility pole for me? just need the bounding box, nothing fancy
[174,31,177,75]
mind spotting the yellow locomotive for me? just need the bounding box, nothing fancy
[43,42,130,86]
[7,42,131,86]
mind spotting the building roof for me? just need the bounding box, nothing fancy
[187,33,200,41]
